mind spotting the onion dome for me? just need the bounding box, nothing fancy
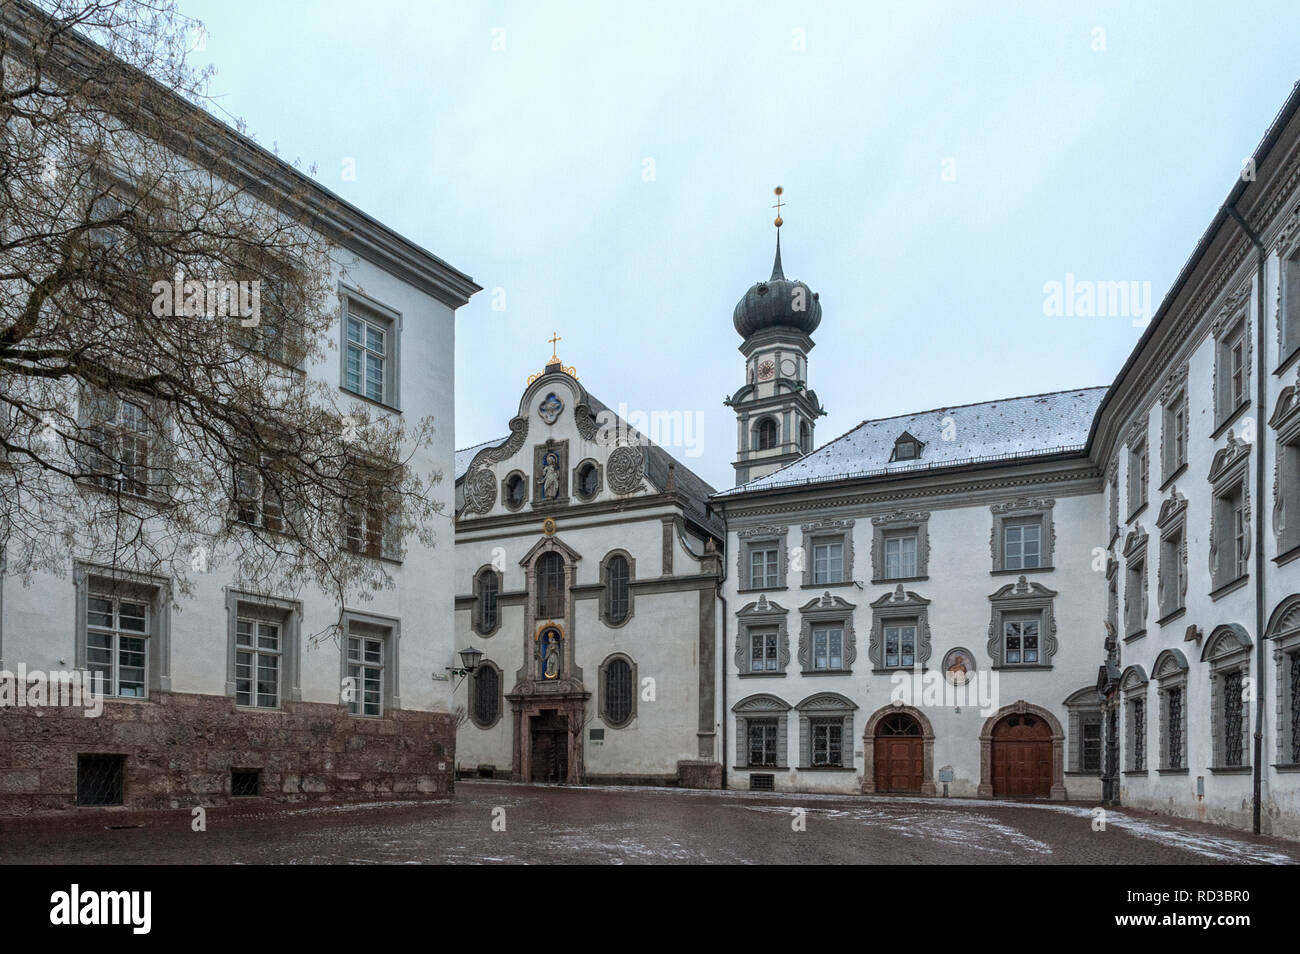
[733,231,822,338]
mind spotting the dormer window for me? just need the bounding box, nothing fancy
[891,432,923,462]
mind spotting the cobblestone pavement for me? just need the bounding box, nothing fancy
[1,780,1297,864]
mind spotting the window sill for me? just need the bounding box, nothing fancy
[344,549,404,567]
[801,581,856,589]
[737,587,786,596]
[1271,763,1300,773]
[1209,574,1249,602]
[1156,608,1186,628]
[1123,629,1147,642]
[1126,503,1149,523]
[1155,767,1189,775]
[872,666,928,675]
[1276,345,1300,377]
[1065,770,1101,777]
[796,765,856,772]
[1274,542,1300,567]
[1159,463,1188,493]
[991,664,1053,672]
[1211,401,1251,440]
[1207,765,1252,775]
[738,671,786,678]
[871,575,929,586]
[339,386,402,415]
[991,566,1055,576]
[799,668,853,677]
[734,766,787,771]
[1122,770,1149,777]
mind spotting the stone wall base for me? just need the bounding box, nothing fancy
[0,691,456,816]
[676,759,723,790]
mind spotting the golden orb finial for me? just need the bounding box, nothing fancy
[772,186,785,228]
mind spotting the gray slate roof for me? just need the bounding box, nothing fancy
[716,386,1108,496]
[455,438,504,481]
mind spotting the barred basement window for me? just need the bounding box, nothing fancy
[1132,699,1145,771]
[472,665,499,727]
[1223,670,1245,767]
[606,555,630,624]
[748,719,779,766]
[231,770,260,798]
[604,658,633,725]
[749,773,775,791]
[811,720,843,767]
[536,552,565,619]
[1168,688,1183,770]
[77,755,125,806]
[235,617,281,708]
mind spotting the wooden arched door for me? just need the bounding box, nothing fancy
[873,712,923,793]
[990,712,1053,797]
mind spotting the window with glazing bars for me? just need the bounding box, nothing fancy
[606,556,629,623]
[235,618,280,708]
[1224,670,1244,767]
[346,633,383,716]
[884,533,916,579]
[535,552,565,619]
[605,658,633,724]
[1004,618,1039,665]
[1081,716,1102,773]
[748,719,778,766]
[1004,522,1041,570]
[477,571,499,633]
[811,720,842,767]
[750,629,778,672]
[1132,699,1145,771]
[473,665,499,725]
[812,540,843,584]
[86,592,148,697]
[812,627,843,670]
[884,622,916,668]
[749,548,778,589]
[1167,688,1183,769]
[345,309,387,403]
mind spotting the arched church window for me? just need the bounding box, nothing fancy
[475,569,499,634]
[504,472,526,509]
[471,663,499,727]
[536,551,565,619]
[757,418,778,450]
[604,657,634,726]
[606,554,630,623]
[576,461,599,499]
[799,421,811,454]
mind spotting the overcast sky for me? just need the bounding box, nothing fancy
[179,0,1300,490]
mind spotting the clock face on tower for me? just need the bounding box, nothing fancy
[757,359,776,381]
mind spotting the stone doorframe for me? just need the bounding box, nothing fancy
[861,703,937,795]
[507,689,589,784]
[978,699,1067,799]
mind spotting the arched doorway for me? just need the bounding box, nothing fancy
[989,712,1053,797]
[873,711,924,793]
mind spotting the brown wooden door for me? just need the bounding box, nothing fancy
[873,713,923,793]
[991,713,1052,797]
[529,712,569,783]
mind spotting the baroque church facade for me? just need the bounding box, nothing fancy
[454,83,1300,838]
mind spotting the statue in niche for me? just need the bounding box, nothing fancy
[541,451,561,499]
[540,629,562,679]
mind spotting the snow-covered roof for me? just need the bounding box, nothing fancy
[716,387,1108,497]
[455,437,505,480]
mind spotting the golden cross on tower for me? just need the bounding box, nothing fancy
[548,331,562,360]
[772,185,785,228]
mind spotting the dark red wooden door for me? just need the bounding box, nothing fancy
[991,714,1052,797]
[873,713,923,793]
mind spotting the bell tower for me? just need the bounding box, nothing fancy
[726,188,826,485]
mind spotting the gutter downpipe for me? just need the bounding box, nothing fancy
[1224,201,1267,835]
[714,502,729,792]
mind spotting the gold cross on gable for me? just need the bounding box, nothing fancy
[548,332,562,359]
[771,185,785,227]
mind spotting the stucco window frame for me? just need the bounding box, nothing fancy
[1122,523,1149,640]
[868,584,931,674]
[800,518,855,588]
[795,692,858,770]
[572,458,603,501]
[1153,649,1189,773]
[501,469,528,512]
[599,549,635,628]
[472,565,503,637]
[224,589,302,707]
[1117,667,1149,774]
[736,525,789,593]
[989,498,1055,574]
[734,596,791,677]
[74,562,172,696]
[1155,491,1188,624]
[1064,686,1105,776]
[598,652,638,729]
[1268,369,1300,561]
[339,608,401,717]
[1203,624,1253,772]
[733,693,791,769]
[871,510,930,583]
[986,576,1058,671]
[1207,434,1251,597]
[469,659,503,729]
[338,284,402,413]
[1265,594,1300,767]
[1211,287,1252,434]
[797,592,857,675]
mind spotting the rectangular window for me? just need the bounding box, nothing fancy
[1283,247,1300,360]
[1217,320,1248,422]
[1163,396,1187,475]
[1003,522,1041,571]
[749,548,778,589]
[1224,670,1244,767]
[812,627,844,670]
[1126,558,1146,634]
[235,618,281,709]
[1081,716,1102,774]
[86,592,149,697]
[1004,617,1040,666]
[1132,699,1145,771]
[1159,530,1184,618]
[811,720,843,767]
[81,392,156,498]
[1128,439,1149,514]
[812,540,844,584]
[883,621,916,669]
[750,629,779,672]
[345,312,387,403]
[883,533,917,579]
[1167,688,1183,770]
[346,631,385,717]
[1213,483,1247,588]
[747,719,778,766]
[234,452,285,532]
